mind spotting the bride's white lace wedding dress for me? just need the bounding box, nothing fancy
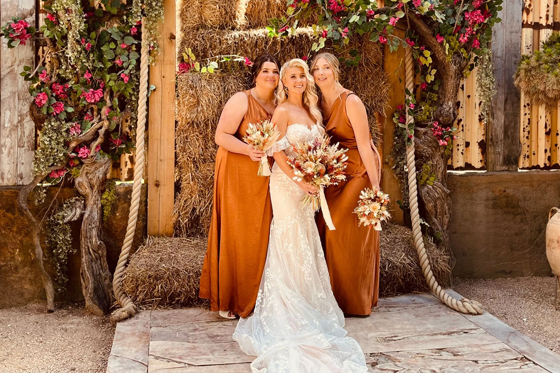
[233,123,368,373]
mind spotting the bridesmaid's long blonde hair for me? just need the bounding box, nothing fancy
[277,58,323,127]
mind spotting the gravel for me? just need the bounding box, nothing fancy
[454,276,560,354]
[0,302,115,373]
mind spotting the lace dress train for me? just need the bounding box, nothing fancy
[233,124,368,373]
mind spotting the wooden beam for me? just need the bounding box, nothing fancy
[381,28,404,225]
[147,0,176,236]
[487,0,522,171]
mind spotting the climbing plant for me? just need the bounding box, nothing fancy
[273,0,502,260]
[3,0,163,314]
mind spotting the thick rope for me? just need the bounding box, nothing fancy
[110,20,149,323]
[404,46,483,315]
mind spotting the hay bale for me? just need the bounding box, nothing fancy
[175,72,247,236]
[121,227,451,309]
[179,28,316,64]
[122,236,208,308]
[179,0,245,30]
[244,0,286,29]
[380,224,451,296]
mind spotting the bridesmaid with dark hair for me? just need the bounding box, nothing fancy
[311,52,382,316]
[199,54,280,319]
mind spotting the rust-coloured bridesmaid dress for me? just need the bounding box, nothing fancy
[199,90,273,318]
[317,91,381,316]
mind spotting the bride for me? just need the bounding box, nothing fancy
[233,58,368,373]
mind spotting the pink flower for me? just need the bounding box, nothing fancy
[413,0,421,7]
[408,134,413,139]
[321,29,328,38]
[136,20,142,25]
[104,107,111,116]
[409,103,415,109]
[46,13,58,24]
[366,10,375,18]
[120,73,129,83]
[39,70,49,83]
[459,33,469,44]
[244,57,253,67]
[420,82,428,90]
[99,81,105,89]
[406,38,415,47]
[328,0,346,14]
[111,137,124,146]
[85,43,92,51]
[436,34,444,43]
[84,70,92,82]
[83,88,104,104]
[341,27,349,38]
[389,17,398,26]
[69,122,81,136]
[130,26,137,35]
[398,116,405,123]
[51,102,65,115]
[465,10,485,25]
[121,43,127,49]
[95,144,101,152]
[379,36,387,44]
[396,2,404,10]
[301,56,308,62]
[472,38,481,49]
[51,82,67,98]
[77,146,90,159]
[35,92,48,107]
[279,25,289,33]
[396,105,404,110]
[114,58,123,66]
[438,139,448,146]
[11,22,25,34]
[78,145,89,159]
[49,169,67,178]
[69,158,80,167]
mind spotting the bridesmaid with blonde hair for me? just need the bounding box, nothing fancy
[311,52,382,316]
[199,54,280,319]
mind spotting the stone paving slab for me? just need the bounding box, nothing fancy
[106,293,560,372]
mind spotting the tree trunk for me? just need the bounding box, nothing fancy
[74,158,113,315]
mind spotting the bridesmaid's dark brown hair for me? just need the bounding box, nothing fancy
[250,54,280,87]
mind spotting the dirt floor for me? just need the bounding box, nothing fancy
[0,302,115,373]
[0,277,558,372]
[455,276,560,354]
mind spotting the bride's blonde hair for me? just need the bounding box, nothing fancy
[277,58,323,127]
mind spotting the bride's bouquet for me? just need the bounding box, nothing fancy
[288,135,348,230]
[353,187,391,231]
[243,120,281,176]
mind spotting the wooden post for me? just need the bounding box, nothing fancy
[147,0,176,236]
[381,28,404,225]
[0,0,35,186]
[487,0,522,171]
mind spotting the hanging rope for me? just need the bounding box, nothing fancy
[110,19,149,324]
[404,46,483,315]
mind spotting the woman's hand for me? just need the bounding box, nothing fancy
[248,146,265,161]
[297,181,318,196]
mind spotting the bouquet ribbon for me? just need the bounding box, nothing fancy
[259,157,272,177]
[319,186,336,231]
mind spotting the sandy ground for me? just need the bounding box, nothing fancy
[0,277,558,372]
[455,276,560,354]
[0,302,115,373]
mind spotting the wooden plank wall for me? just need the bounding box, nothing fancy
[520,0,559,168]
[450,67,486,169]
[0,0,36,186]
[147,0,176,236]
